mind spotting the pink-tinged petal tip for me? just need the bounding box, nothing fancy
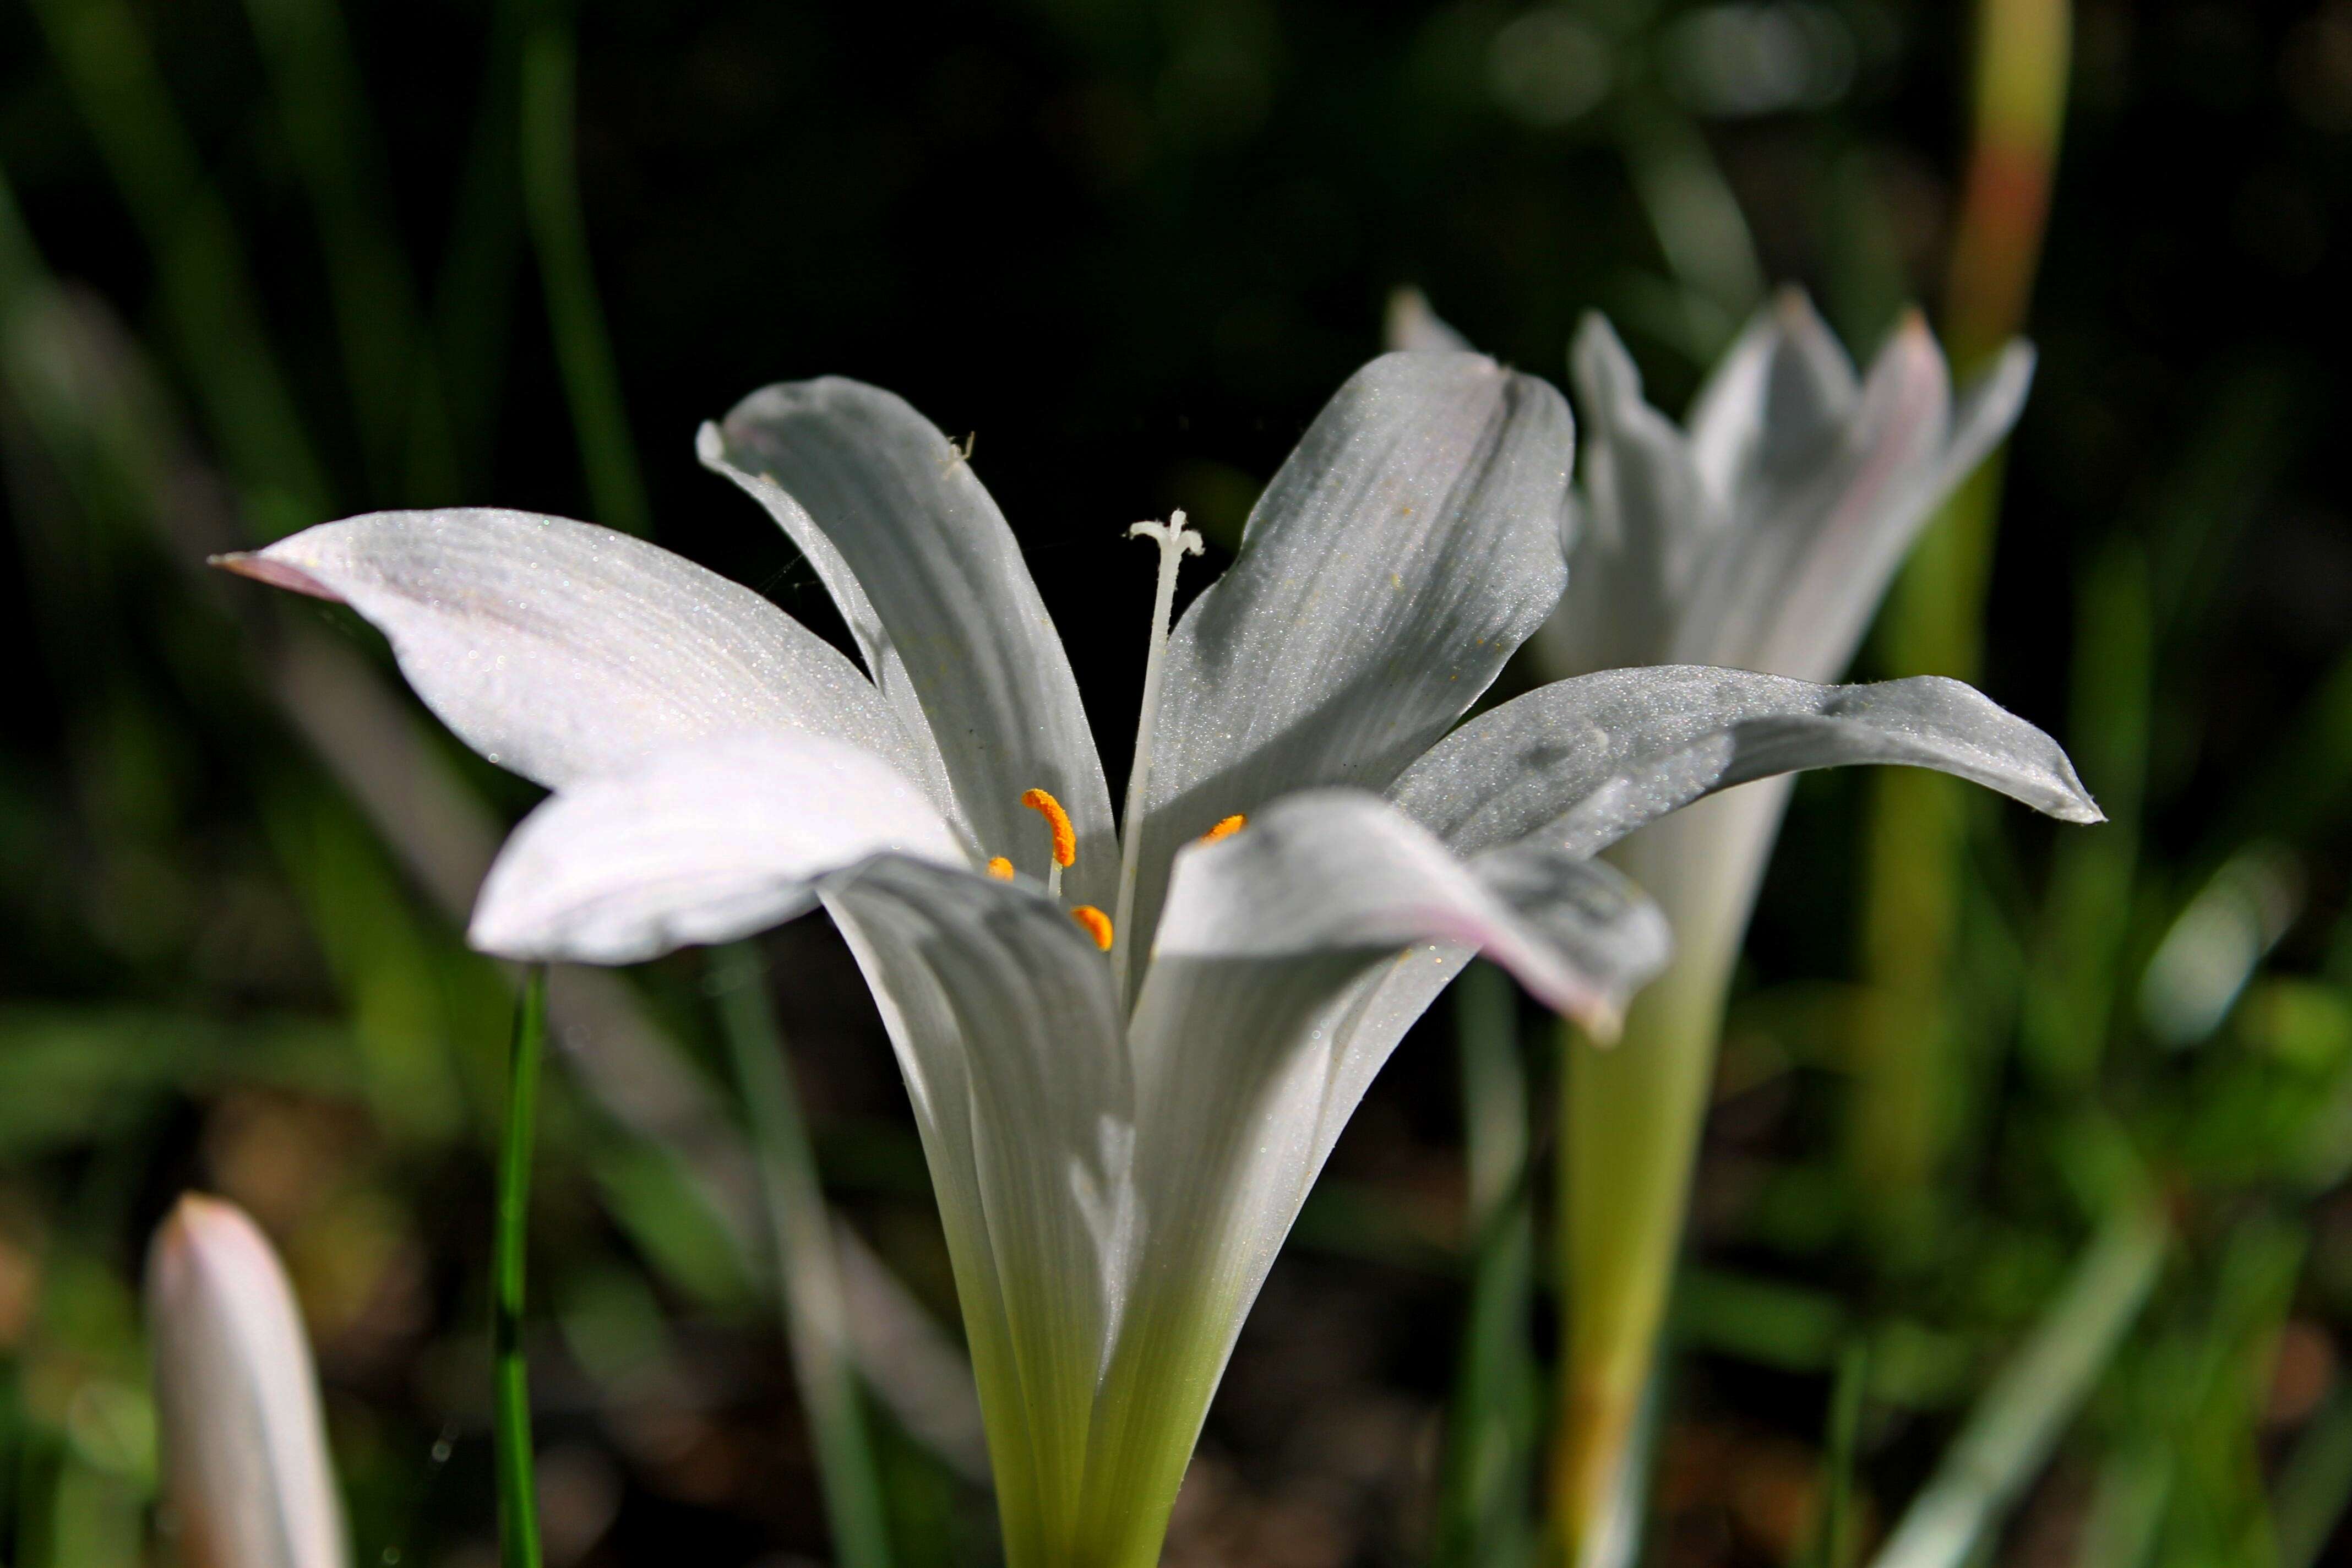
[208,551,344,603]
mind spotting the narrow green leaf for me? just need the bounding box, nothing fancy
[1869,1195,2168,1568]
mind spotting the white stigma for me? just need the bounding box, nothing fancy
[1112,510,1202,999]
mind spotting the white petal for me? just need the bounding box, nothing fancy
[1390,666,2103,860]
[816,856,1131,1559]
[147,1195,349,1568]
[220,509,923,795]
[1072,797,1666,1563]
[1150,790,1660,1030]
[1384,286,1474,353]
[699,381,1116,908]
[468,732,964,963]
[1685,287,1860,510]
[1125,352,1575,982]
[1672,313,1958,679]
[1540,315,1707,674]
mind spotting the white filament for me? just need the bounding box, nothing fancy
[1111,511,1202,999]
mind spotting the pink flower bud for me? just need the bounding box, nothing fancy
[146,1195,349,1568]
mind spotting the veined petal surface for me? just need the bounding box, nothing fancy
[1125,352,1575,981]
[222,510,923,794]
[1672,318,2032,682]
[701,380,1116,907]
[1543,317,1706,675]
[469,732,965,963]
[147,1195,349,1568]
[1390,666,2101,861]
[1150,789,1658,1029]
[817,856,1133,1566]
[1072,794,1666,1565]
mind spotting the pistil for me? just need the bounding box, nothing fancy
[1112,511,1203,997]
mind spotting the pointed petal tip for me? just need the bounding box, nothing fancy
[208,549,341,603]
[1577,998,1626,1046]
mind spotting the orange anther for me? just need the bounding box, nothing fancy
[1069,905,1114,951]
[1199,814,1247,845]
[1020,788,1076,868]
[986,856,1015,880]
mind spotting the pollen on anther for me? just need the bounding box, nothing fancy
[986,857,1015,880]
[1200,814,1247,845]
[1020,788,1077,868]
[1070,905,1114,951]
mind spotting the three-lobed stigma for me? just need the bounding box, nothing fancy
[1200,814,1246,845]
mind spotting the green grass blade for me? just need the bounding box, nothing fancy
[1868,1195,2168,1568]
[494,967,548,1568]
[1435,963,1539,1568]
[2273,1386,2352,1568]
[714,943,895,1568]
[20,0,333,524]
[519,16,650,535]
[1814,1341,1869,1568]
[236,0,459,501]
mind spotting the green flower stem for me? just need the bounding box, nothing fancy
[494,967,548,1568]
[712,944,894,1568]
[1553,785,1776,1568]
[1554,927,1732,1565]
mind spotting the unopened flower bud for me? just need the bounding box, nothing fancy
[146,1194,349,1568]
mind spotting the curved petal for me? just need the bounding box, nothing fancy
[1540,315,1707,674]
[699,380,1115,907]
[1384,286,1473,353]
[1071,796,1667,1565]
[1390,666,2103,861]
[468,732,964,963]
[217,509,925,797]
[1672,314,1994,680]
[147,1195,348,1568]
[1685,287,1860,511]
[815,855,1131,1566]
[1124,352,1576,981]
[1150,790,1661,1031]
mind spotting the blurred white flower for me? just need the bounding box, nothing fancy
[146,1194,348,1568]
[220,351,2089,1568]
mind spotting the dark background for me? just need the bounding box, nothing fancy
[4,2,2352,1565]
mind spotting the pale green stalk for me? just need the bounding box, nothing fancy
[1852,0,2072,1221]
[711,943,894,1568]
[1555,782,1786,1563]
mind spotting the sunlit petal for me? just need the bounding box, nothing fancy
[1124,352,1576,982]
[1391,665,2101,860]
[701,380,1116,907]
[219,509,924,796]
[469,731,965,963]
[816,855,1133,1565]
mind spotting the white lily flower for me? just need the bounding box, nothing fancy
[1393,288,2045,1559]
[146,1194,349,1568]
[218,351,2091,1568]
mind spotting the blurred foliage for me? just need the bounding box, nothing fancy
[2,0,2351,1565]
